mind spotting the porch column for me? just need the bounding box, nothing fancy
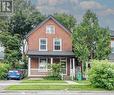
[28,57,31,76]
[73,58,75,78]
[51,57,53,64]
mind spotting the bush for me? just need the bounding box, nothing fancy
[47,63,61,80]
[0,63,11,79]
[88,60,114,90]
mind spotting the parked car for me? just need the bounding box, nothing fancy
[7,70,25,80]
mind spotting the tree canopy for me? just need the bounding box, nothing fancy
[54,13,77,32]
[72,10,111,63]
[0,32,21,68]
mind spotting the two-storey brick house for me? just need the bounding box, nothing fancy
[26,16,79,78]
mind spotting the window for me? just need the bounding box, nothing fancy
[111,41,114,53]
[46,25,55,34]
[53,38,62,51]
[39,38,47,51]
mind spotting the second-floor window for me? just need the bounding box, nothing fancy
[39,38,47,51]
[53,38,62,51]
[111,41,114,53]
[46,25,55,34]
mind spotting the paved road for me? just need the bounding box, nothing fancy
[0,91,114,95]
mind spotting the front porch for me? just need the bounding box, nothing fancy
[27,51,81,79]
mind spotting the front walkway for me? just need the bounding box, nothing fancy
[65,80,79,85]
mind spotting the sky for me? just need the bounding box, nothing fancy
[32,0,114,30]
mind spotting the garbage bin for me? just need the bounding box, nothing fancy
[77,71,82,80]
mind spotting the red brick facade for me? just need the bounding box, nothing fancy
[27,19,72,52]
[27,16,76,78]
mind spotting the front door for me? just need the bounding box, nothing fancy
[39,58,48,72]
[60,58,67,75]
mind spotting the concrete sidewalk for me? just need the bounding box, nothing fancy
[0,90,114,95]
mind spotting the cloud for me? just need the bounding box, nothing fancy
[36,0,64,6]
[80,1,104,10]
[98,8,114,16]
[70,0,80,4]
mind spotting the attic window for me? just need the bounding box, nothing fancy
[46,25,55,34]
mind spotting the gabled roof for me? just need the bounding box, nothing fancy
[26,15,71,38]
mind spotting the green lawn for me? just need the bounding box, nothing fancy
[6,85,106,91]
[76,80,90,85]
[6,80,114,91]
[22,80,66,83]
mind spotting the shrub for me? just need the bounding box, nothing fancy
[88,60,114,90]
[0,63,11,79]
[47,63,61,80]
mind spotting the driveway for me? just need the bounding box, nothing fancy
[0,80,21,90]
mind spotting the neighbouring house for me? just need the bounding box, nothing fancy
[109,30,114,62]
[26,15,80,79]
[0,42,4,60]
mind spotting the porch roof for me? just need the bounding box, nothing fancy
[27,51,75,57]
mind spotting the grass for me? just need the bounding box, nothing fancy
[6,85,106,91]
[22,79,66,83]
[76,80,90,85]
[6,79,114,91]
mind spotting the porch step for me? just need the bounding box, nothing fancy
[63,75,71,80]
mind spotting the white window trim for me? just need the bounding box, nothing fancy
[53,38,62,51]
[60,58,67,75]
[46,25,55,34]
[39,38,48,51]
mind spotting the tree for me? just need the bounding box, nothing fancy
[0,32,21,68]
[8,0,45,63]
[0,19,8,32]
[72,10,111,75]
[54,13,77,32]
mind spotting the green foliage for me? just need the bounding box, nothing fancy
[0,63,11,79]
[72,10,111,63]
[0,32,21,68]
[9,0,45,38]
[0,19,8,32]
[88,60,114,90]
[47,63,61,80]
[54,13,76,31]
[8,0,45,59]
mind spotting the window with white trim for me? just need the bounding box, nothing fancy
[46,25,55,34]
[111,41,114,53]
[39,38,47,51]
[53,38,62,51]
